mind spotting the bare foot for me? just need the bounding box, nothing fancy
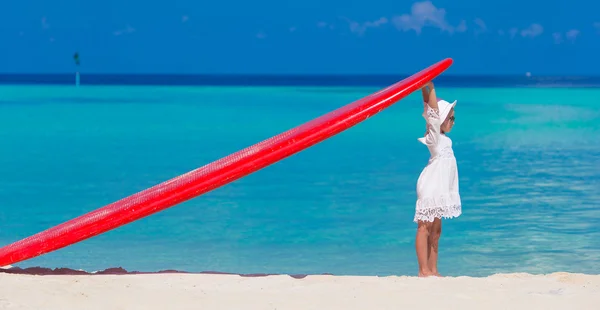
[418,271,436,277]
[430,270,443,277]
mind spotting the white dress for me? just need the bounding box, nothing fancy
[414,103,462,223]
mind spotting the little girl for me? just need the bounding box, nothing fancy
[414,80,461,277]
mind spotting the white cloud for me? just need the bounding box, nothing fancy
[474,18,487,35]
[455,20,467,33]
[553,29,580,44]
[392,1,463,35]
[552,32,563,44]
[346,17,388,36]
[365,17,388,28]
[520,23,543,38]
[113,25,135,36]
[565,29,580,42]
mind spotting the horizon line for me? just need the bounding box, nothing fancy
[0,73,598,78]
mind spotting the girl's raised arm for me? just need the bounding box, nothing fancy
[421,81,439,111]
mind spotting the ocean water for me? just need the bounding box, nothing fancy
[0,79,599,277]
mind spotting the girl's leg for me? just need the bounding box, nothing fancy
[428,218,442,276]
[415,220,435,277]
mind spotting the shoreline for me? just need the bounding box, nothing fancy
[0,265,330,278]
[1,268,599,310]
[2,265,599,278]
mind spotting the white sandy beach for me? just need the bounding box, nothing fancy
[1,271,599,310]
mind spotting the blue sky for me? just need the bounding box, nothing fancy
[0,0,598,75]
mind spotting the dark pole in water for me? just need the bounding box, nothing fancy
[73,52,80,87]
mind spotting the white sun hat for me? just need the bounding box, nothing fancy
[437,99,457,123]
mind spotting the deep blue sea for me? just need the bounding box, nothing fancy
[0,74,599,277]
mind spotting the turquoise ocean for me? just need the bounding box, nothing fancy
[0,76,599,277]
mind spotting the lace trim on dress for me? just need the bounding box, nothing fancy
[414,192,462,223]
[420,104,441,140]
[425,104,440,119]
